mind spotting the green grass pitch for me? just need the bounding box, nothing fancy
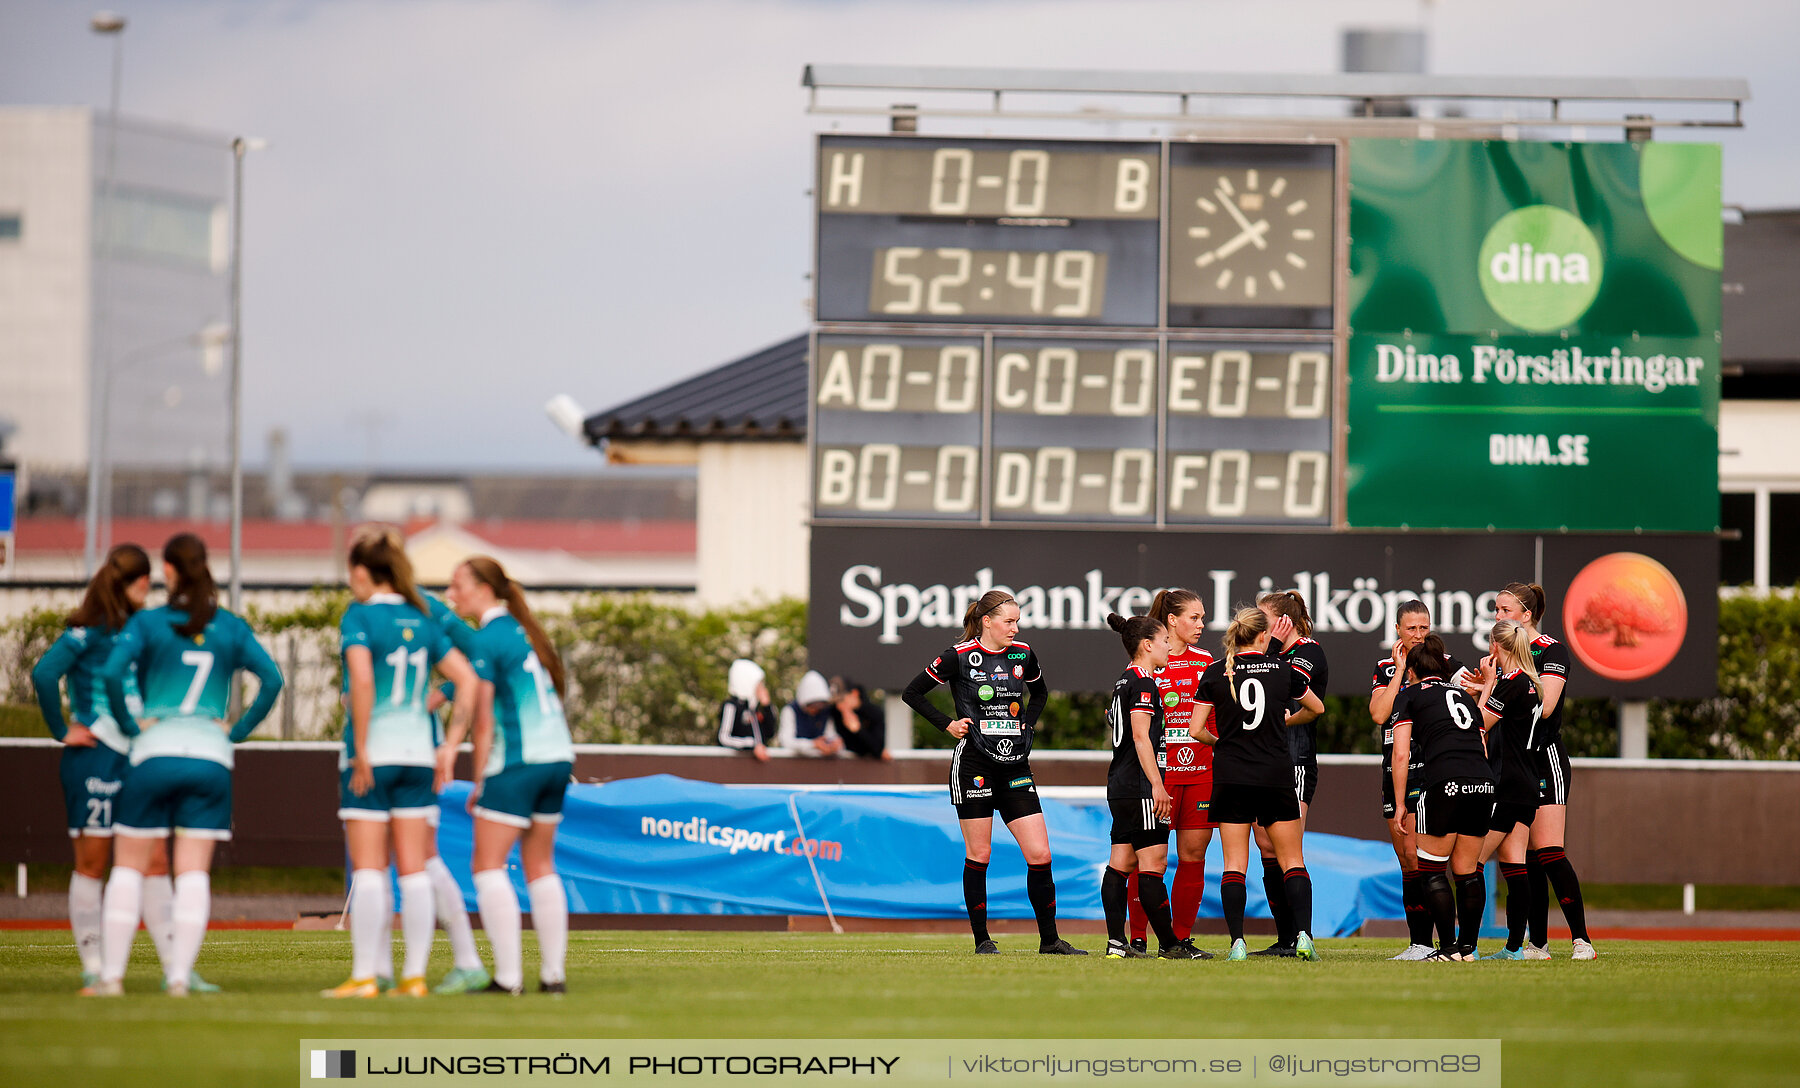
[1,931,1796,1087]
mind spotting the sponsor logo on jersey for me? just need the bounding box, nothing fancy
[931,657,941,670]
[1012,665,1023,678]
[1008,701,1020,716]
[980,718,1021,736]
[1163,690,1179,707]
[972,776,985,788]
[997,739,1015,755]
[401,627,414,642]
[965,788,993,799]
[1175,748,1195,766]
[1008,651,1027,660]
[967,651,983,666]
[1136,691,1154,706]
[978,684,995,700]
[1008,776,1033,789]
[84,776,122,796]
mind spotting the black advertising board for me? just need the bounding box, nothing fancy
[808,525,1716,699]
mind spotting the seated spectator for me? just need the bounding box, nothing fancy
[778,671,843,757]
[830,676,890,761]
[718,658,775,761]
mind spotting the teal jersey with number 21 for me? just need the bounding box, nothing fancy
[102,605,284,768]
[470,611,573,775]
[340,593,453,769]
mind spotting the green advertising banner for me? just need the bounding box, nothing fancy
[1346,139,1721,531]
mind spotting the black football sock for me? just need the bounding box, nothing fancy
[1454,870,1486,952]
[1135,871,1177,950]
[1027,862,1059,946]
[1417,856,1455,949]
[1500,863,1530,952]
[1403,870,1432,947]
[1262,854,1295,946]
[1222,871,1247,943]
[1283,866,1314,938]
[963,859,990,946]
[1539,847,1590,942]
[1526,848,1550,947]
[1102,867,1129,946]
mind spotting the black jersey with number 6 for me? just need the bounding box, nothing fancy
[921,639,1043,765]
[1197,651,1309,790]
[1483,670,1542,805]
[1392,677,1492,790]
[1106,665,1165,799]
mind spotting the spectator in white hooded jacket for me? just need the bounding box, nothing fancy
[718,659,774,761]
[778,671,843,757]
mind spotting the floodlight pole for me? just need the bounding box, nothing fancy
[84,12,126,574]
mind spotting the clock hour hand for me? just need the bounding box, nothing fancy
[1215,186,1270,250]
[1211,220,1271,261]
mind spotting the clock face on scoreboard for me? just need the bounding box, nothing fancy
[811,135,1342,528]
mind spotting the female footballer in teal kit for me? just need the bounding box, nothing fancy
[322,527,478,999]
[85,533,283,996]
[448,555,574,995]
[30,543,198,990]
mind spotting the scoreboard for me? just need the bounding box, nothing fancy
[812,135,1341,528]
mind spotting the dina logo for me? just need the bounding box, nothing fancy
[1478,204,1603,331]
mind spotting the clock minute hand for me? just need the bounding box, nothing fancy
[1215,187,1270,250]
[1211,219,1271,261]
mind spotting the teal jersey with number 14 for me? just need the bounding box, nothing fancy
[470,611,573,775]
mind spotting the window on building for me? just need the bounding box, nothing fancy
[1772,492,1800,588]
[96,187,224,272]
[0,213,20,239]
[1720,492,1755,585]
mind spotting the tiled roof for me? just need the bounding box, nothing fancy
[583,334,807,442]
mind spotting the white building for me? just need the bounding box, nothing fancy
[0,107,233,484]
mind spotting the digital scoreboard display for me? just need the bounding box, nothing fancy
[813,135,1341,527]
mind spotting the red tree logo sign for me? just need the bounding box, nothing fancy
[1563,553,1688,681]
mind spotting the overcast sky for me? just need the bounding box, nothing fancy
[2,0,1794,471]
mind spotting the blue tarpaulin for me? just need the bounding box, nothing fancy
[435,775,1407,938]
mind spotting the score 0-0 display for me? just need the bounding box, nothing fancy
[812,134,1340,528]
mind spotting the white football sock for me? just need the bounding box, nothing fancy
[168,871,210,987]
[474,868,521,990]
[141,873,177,968]
[426,855,482,971]
[397,872,434,981]
[350,868,391,982]
[100,866,144,984]
[527,875,568,985]
[69,872,105,975]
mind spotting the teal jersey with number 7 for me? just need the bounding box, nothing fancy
[102,605,284,767]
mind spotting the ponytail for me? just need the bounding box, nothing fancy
[1106,611,1163,659]
[1220,606,1269,707]
[464,555,564,697]
[1501,582,1548,626]
[1257,589,1312,637]
[163,533,217,638]
[348,523,427,614]
[67,543,151,630]
[1489,619,1541,687]
[962,590,1016,642]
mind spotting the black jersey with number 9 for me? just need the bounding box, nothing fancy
[1197,651,1308,789]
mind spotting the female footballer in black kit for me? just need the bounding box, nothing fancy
[1389,636,1494,961]
[1370,600,1464,960]
[1100,613,1205,960]
[1192,607,1324,961]
[1248,591,1325,957]
[1471,619,1543,960]
[902,590,1085,956]
[1494,582,1594,960]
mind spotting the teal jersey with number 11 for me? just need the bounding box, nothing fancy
[339,593,453,769]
